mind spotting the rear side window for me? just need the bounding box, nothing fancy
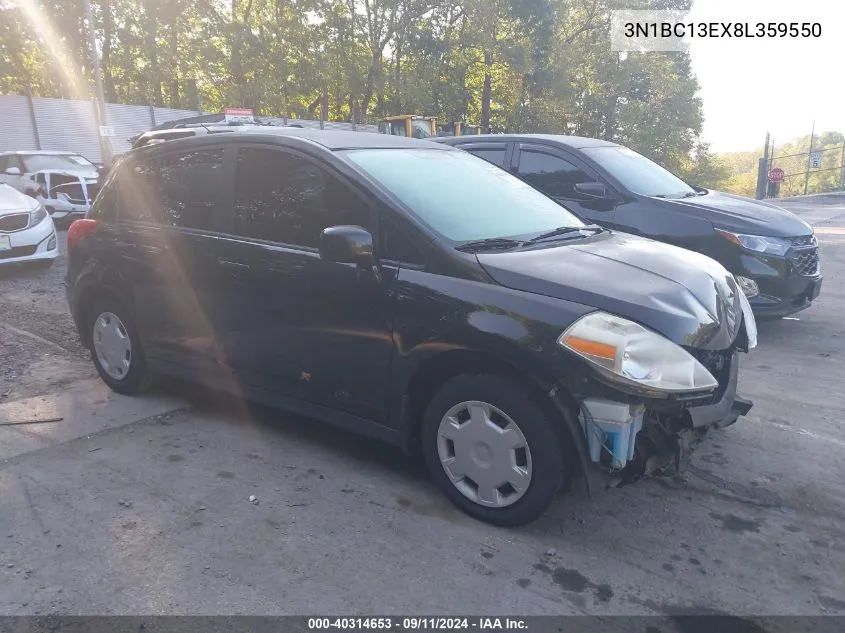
[88,160,123,222]
[464,146,507,168]
[517,150,594,199]
[116,149,225,229]
[157,150,224,230]
[232,147,370,247]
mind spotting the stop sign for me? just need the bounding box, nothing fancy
[769,167,784,183]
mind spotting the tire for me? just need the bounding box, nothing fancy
[87,297,152,395]
[421,373,568,527]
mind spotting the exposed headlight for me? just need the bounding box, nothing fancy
[734,275,759,298]
[716,229,791,256]
[29,204,47,227]
[558,311,718,396]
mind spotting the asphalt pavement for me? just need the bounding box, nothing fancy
[1,200,844,616]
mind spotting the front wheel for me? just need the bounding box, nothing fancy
[421,374,568,526]
[87,299,152,394]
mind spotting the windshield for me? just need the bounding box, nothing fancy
[22,154,95,172]
[347,148,583,242]
[581,146,695,198]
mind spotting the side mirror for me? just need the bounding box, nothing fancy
[5,167,21,176]
[574,181,608,199]
[319,225,374,265]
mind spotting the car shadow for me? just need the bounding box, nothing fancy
[165,378,427,483]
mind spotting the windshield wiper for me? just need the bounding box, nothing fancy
[455,237,524,252]
[526,224,603,244]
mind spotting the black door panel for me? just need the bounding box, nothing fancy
[213,145,395,423]
[110,147,232,367]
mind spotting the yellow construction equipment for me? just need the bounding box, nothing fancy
[380,115,437,139]
[439,122,482,136]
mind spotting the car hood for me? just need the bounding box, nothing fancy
[648,190,812,236]
[477,231,746,350]
[0,184,39,213]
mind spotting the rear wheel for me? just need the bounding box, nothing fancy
[87,299,151,394]
[421,374,568,526]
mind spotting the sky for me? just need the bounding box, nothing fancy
[685,0,844,154]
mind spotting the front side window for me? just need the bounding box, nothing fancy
[581,146,695,198]
[465,146,507,168]
[346,149,583,243]
[517,150,595,199]
[381,217,425,265]
[233,147,370,247]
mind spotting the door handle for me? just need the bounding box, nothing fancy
[218,258,251,275]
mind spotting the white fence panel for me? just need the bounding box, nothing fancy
[0,95,38,151]
[32,97,101,163]
[106,103,154,155]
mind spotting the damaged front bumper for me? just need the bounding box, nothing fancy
[550,351,753,497]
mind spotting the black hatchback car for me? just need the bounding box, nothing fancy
[66,129,756,526]
[435,135,822,319]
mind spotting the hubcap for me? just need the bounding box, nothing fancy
[436,401,532,508]
[92,312,132,380]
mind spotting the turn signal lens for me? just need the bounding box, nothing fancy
[561,336,616,361]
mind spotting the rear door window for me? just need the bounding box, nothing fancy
[232,146,371,247]
[157,149,225,230]
[462,145,508,168]
[116,149,226,230]
[516,149,596,199]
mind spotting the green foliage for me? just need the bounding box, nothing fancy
[714,132,845,197]
[2,0,708,170]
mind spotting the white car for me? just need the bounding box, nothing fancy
[0,151,99,225]
[0,184,58,267]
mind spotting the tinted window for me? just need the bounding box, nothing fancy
[116,149,224,228]
[116,158,159,223]
[381,218,424,265]
[517,150,594,198]
[157,150,224,230]
[346,149,583,242]
[233,147,370,247]
[465,147,507,167]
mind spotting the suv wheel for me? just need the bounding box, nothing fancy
[421,374,567,526]
[88,299,151,394]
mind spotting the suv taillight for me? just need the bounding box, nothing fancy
[67,218,99,251]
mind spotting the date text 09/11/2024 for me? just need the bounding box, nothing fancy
[307,618,528,631]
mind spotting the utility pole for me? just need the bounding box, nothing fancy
[804,120,815,196]
[840,142,845,189]
[83,0,113,168]
[756,131,770,200]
